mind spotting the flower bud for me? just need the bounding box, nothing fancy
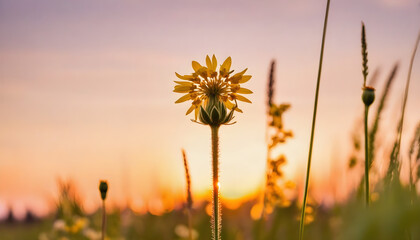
[99,181,108,201]
[362,86,375,107]
[199,96,235,126]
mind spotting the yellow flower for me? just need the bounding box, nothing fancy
[174,55,252,120]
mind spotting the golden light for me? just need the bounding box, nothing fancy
[250,203,263,220]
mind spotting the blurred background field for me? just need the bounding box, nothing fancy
[0,178,420,239]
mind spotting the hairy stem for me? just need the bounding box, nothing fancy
[299,0,331,239]
[211,126,221,240]
[364,106,370,206]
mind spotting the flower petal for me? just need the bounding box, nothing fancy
[174,81,193,86]
[229,69,248,84]
[206,55,212,69]
[186,105,195,115]
[221,57,232,72]
[225,100,243,112]
[237,87,253,94]
[212,55,217,70]
[197,67,208,78]
[175,94,192,103]
[233,68,248,77]
[235,94,252,103]
[225,100,234,109]
[192,61,202,72]
[174,85,192,93]
[175,72,195,81]
[194,106,199,120]
[239,75,252,83]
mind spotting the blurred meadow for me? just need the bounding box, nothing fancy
[1,0,420,239]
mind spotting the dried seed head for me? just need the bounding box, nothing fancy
[267,60,275,109]
[361,22,369,86]
[181,149,193,210]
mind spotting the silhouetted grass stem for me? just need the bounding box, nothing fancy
[299,0,331,239]
[364,106,370,206]
[101,200,106,240]
[396,31,420,160]
[181,149,193,240]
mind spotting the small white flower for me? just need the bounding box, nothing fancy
[53,219,66,231]
[83,228,102,240]
[174,224,199,240]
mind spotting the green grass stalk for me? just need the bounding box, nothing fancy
[182,149,193,240]
[386,31,420,182]
[211,126,221,240]
[98,181,108,240]
[368,65,398,169]
[395,31,420,160]
[408,123,420,197]
[364,106,370,206]
[101,199,106,240]
[361,22,374,207]
[299,0,331,239]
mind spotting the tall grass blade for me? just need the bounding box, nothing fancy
[408,122,420,196]
[396,31,420,160]
[387,31,420,182]
[299,0,331,238]
[369,64,398,169]
[181,149,194,240]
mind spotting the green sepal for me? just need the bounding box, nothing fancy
[199,105,211,125]
[210,107,221,125]
[222,108,235,124]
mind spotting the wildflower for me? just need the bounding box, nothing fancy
[173,55,252,240]
[174,55,252,124]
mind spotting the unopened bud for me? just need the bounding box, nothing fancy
[99,180,108,200]
[362,86,375,107]
[198,96,235,126]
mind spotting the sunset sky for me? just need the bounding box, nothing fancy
[0,0,419,218]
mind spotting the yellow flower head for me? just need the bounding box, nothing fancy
[174,55,252,121]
